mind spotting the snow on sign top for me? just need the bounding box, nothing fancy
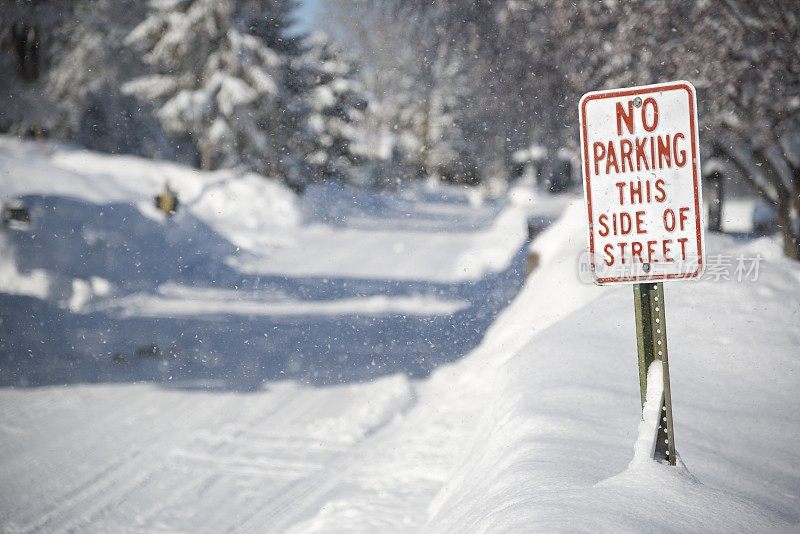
[579,81,704,285]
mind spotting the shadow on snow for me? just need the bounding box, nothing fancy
[0,195,528,391]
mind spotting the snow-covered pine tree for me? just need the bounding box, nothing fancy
[123,0,297,177]
[293,34,369,185]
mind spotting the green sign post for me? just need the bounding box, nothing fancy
[633,282,676,464]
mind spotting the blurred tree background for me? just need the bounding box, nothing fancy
[323,0,799,258]
[1,0,798,257]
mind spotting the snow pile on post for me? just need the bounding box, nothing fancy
[631,361,663,465]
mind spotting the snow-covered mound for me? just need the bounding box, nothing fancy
[0,136,299,254]
[0,137,301,337]
[422,202,800,532]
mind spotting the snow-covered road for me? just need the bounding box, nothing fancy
[0,138,562,531]
[0,376,416,532]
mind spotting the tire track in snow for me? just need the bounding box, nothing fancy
[232,381,419,533]
[5,389,251,532]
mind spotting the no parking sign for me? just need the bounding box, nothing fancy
[579,81,704,285]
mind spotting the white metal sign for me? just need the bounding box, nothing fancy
[579,81,704,285]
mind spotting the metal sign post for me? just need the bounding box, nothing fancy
[633,282,676,464]
[579,81,704,466]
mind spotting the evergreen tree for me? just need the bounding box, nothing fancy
[123,0,298,177]
[294,34,369,184]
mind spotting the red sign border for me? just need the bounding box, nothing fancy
[579,81,704,285]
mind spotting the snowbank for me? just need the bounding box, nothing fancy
[426,202,800,532]
[0,137,300,255]
[0,136,536,391]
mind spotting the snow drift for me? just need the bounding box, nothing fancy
[424,202,800,532]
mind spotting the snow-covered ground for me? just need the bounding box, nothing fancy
[1,137,798,532]
[0,137,549,531]
[0,137,558,388]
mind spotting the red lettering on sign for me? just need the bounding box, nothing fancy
[657,135,671,168]
[654,179,666,202]
[663,208,676,232]
[635,210,647,234]
[662,239,673,262]
[593,142,605,175]
[677,237,689,260]
[616,101,635,135]
[604,243,615,266]
[647,240,658,263]
[679,207,690,231]
[642,97,659,132]
[631,241,643,263]
[605,142,619,174]
[620,139,633,172]
[673,133,687,167]
[635,138,650,171]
